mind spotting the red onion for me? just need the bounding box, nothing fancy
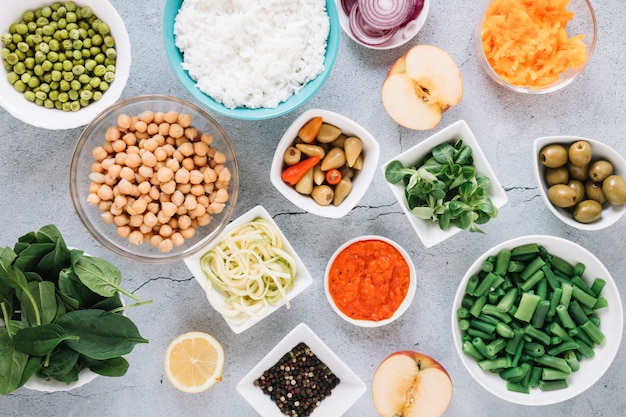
[359,0,413,30]
[341,0,358,16]
[345,0,425,46]
[349,4,398,46]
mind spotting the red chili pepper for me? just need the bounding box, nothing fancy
[325,168,342,185]
[281,155,321,186]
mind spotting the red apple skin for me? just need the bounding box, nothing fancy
[372,350,453,417]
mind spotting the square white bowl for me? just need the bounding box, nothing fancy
[0,0,131,129]
[381,119,508,248]
[532,136,626,230]
[270,108,380,219]
[237,323,367,417]
[184,205,313,334]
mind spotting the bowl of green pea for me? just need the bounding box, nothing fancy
[0,0,131,130]
[451,235,623,405]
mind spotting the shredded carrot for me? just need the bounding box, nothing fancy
[481,0,588,88]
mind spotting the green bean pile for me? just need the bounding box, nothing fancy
[456,243,608,393]
[1,1,116,111]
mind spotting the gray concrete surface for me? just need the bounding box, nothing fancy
[1,1,625,416]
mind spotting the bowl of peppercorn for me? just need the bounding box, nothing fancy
[0,0,131,129]
[237,323,366,417]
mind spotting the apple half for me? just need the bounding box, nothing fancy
[372,350,453,417]
[382,45,463,130]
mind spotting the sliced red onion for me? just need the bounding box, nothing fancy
[400,0,425,28]
[358,0,413,30]
[349,4,398,46]
[341,0,359,16]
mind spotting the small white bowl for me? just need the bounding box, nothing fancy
[382,120,508,248]
[533,136,626,230]
[270,108,380,219]
[324,235,416,327]
[451,235,623,405]
[336,0,430,50]
[184,205,313,334]
[0,0,131,130]
[237,322,367,417]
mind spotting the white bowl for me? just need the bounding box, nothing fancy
[533,136,626,230]
[382,120,508,248]
[0,0,131,130]
[237,322,367,417]
[336,0,430,50]
[184,205,313,334]
[324,235,416,327]
[451,235,623,405]
[271,108,380,219]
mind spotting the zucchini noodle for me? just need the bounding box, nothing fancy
[200,218,298,324]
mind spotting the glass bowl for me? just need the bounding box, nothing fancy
[69,94,239,263]
[0,0,131,129]
[162,0,340,121]
[476,0,597,94]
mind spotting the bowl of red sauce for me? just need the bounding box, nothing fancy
[325,235,416,327]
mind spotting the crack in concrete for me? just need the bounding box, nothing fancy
[133,275,194,294]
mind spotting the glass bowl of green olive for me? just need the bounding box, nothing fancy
[0,0,131,130]
[533,136,626,230]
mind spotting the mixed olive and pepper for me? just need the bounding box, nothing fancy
[539,140,626,223]
[281,116,363,207]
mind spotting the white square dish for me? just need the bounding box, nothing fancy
[184,205,313,334]
[381,119,508,248]
[237,323,367,417]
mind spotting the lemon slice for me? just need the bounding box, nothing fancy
[164,331,225,393]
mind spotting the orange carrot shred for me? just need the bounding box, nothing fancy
[481,0,588,88]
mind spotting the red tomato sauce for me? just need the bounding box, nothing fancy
[328,239,411,321]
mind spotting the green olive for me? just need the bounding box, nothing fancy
[568,140,593,167]
[567,180,585,203]
[545,166,569,186]
[539,144,568,168]
[588,160,614,182]
[573,200,603,224]
[602,175,626,205]
[567,161,589,181]
[548,184,579,208]
[584,180,607,204]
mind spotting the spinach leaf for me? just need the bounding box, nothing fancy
[58,267,104,310]
[21,281,57,326]
[36,239,71,283]
[57,309,148,360]
[90,293,124,312]
[0,263,41,326]
[13,323,79,356]
[12,243,56,273]
[0,327,29,395]
[37,346,80,382]
[18,355,42,389]
[73,256,139,301]
[82,356,129,377]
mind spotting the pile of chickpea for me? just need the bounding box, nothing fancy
[87,110,231,252]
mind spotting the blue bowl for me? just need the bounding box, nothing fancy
[163,0,340,121]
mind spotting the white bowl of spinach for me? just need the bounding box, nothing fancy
[382,120,508,248]
[0,225,150,394]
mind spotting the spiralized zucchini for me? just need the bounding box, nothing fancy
[200,218,297,324]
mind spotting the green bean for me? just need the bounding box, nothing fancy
[563,350,580,372]
[590,278,606,297]
[541,368,571,381]
[467,328,496,341]
[470,319,496,334]
[499,365,525,380]
[463,340,484,361]
[571,285,598,309]
[506,381,530,394]
[534,355,571,374]
[523,342,545,357]
[520,256,546,281]
[507,260,526,273]
[486,338,507,357]
[520,269,545,292]
[574,337,595,359]
[547,341,579,357]
[469,294,487,318]
[524,324,551,346]
[550,256,574,276]
[456,307,470,319]
[593,297,608,310]
[556,304,575,329]
[472,337,495,360]
[474,272,499,297]
[495,321,514,338]
[511,243,540,257]
[560,282,573,308]
[531,299,550,329]
[528,365,543,387]
[478,357,508,371]
[568,300,588,326]
[494,249,511,275]
[481,304,512,323]
[547,287,562,318]
[539,379,568,391]
[505,328,524,355]
[580,320,605,345]
[458,319,470,331]
[513,292,541,322]
[496,287,517,313]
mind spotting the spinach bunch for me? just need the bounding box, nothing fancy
[385,140,498,233]
[0,225,150,394]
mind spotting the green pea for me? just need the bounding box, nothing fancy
[39,42,50,54]
[68,89,78,100]
[78,73,90,84]
[35,50,46,63]
[51,70,62,81]
[80,89,92,100]
[104,35,115,48]
[62,71,73,81]
[89,76,100,88]
[35,91,47,100]
[34,64,44,76]
[70,101,81,111]
[42,73,52,83]
[24,57,35,69]
[17,41,29,53]
[13,80,26,92]
[72,49,82,60]
[92,34,102,46]
[5,52,18,65]
[79,98,90,107]
[103,71,115,83]
[15,23,29,35]
[42,24,55,36]
[65,2,77,12]
[13,62,26,75]
[44,98,54,108]
[70,79,81,90]
[93,90,103,101]
[23,11,35,23]
[36,17,49,28]
[62,101,71,111]
[24,90,36,101]
[69,28,79,40]
[7,72,19,84]
[20,73,31,84]
[105,48,116,60]
[62,59,72,71]
[28,76,40,88]
[58,91,68,102]
[35,97,44,106]
[50,80,59,90]
[48,90,59,101]
[99,80,109,91]
[57,6,67,18]
[39,82,51,93]
[59,79,70,91]
[12,33,23,44]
